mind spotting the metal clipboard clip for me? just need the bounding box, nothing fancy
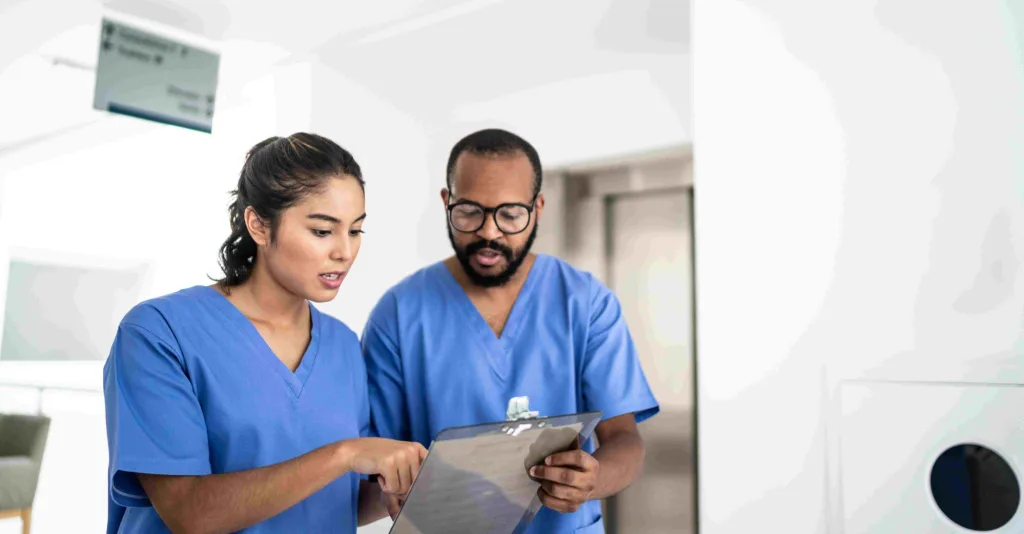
[506,396,539,421]
[500,396,544,437]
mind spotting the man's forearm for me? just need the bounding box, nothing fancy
[139,441,351,534]
[590,432,646,500]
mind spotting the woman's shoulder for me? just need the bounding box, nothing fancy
[109,286,214,366]
[310,307,366,374]
[119,285,213,335]
[310,306,359,345]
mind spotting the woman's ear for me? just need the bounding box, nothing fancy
[244,206,271,247]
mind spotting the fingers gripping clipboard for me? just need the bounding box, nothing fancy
[388,410,602,534]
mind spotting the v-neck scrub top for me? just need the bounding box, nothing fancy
[361,254,659,534]
[103,286,368,534]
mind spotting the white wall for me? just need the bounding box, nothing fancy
[444,56,691,170]
[695,1,1024,532]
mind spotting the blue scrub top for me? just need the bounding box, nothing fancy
[362,254,660,534]
[103,286,368,534]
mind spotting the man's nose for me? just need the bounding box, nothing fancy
[476,213,504,241]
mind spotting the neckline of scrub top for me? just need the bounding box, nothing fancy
[435,253,549,381]
[199,285,322,398]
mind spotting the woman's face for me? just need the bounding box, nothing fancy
[251,175,366,303]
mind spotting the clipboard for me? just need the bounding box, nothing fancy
[388,410,603,534]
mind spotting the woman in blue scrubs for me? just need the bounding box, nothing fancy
[103,133,425,534]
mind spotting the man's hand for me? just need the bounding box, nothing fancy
[529,441,601,513]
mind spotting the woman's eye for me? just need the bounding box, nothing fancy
[312,229,331,237]
[350,229,365,237]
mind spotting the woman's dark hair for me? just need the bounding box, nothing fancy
[215,132,364,288]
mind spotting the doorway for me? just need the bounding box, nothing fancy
[536,147,696,534]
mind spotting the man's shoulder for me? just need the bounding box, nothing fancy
[536,254,602,298]
[382,261,448,301]
[365,262,448,327]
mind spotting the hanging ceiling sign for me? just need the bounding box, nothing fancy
[93,16,220,133]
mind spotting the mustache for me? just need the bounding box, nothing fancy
[465,239,514,259]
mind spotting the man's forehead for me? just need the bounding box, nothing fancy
[451,151,533,197]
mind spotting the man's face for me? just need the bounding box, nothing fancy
[443,151,544,288]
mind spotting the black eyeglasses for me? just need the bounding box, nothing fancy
[447,199,536,234]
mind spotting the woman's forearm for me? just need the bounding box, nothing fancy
[138,440,352,534]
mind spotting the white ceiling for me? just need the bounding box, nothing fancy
[0,0,689,154]
[312,0,688,123]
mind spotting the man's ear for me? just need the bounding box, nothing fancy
[244,206,270,247]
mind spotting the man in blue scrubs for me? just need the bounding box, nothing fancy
[362,128,659,533]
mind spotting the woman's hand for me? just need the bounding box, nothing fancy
[380,488,406,520]
[341,438,427,495]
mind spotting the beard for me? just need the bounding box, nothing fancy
[447,223,538,288]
